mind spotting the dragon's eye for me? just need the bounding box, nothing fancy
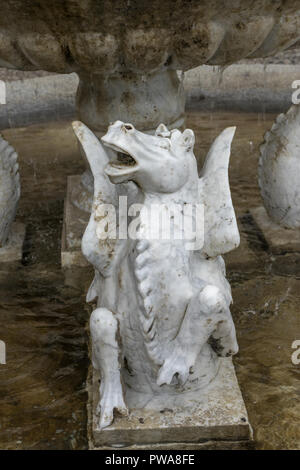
[123,123,134,132]
[158,139,171,150]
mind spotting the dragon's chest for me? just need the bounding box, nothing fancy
[129,238,192,313]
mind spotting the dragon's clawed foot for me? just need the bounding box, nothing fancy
[96,382,128,430]
[156,345,195,387]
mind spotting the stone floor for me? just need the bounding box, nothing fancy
[0,112,299,449]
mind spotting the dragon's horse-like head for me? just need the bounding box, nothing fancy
[102,121,196,193]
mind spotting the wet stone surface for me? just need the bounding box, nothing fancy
[0,122,89,449]
[0,113,299,449]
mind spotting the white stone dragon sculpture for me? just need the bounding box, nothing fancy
[0,135,20,247]
[259,104,300,228]
[73,120,240,430]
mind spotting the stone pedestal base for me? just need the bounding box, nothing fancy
[0,222,25,262]
[61,175,89,268]
[89,358,253,450]
[250,206,300,253]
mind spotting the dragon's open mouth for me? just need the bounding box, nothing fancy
[103,142,139,178]
[110,150,137,169]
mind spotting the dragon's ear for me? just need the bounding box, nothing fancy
[155,123,170,137]
[182,129,195,151]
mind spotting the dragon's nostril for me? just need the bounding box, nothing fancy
[123,123,134,132]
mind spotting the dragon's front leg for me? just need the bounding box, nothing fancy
[157,285,238,386]
[90,308,128,429]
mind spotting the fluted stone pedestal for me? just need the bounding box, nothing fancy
[0,222,25,263]
[250,207,300,254]
[61,175,89,268]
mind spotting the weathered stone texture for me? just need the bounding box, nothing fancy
[1,1,300,74]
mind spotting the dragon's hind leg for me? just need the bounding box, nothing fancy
[157,285,238,386]
[90,308,128,430]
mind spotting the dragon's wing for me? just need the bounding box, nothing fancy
[199,127,240,257]
[0,135,20,247]
[73,122,139,303]
[72,122,119,286]
[72,121,117,205]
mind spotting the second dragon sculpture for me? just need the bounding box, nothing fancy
[0,135,20,248]
[73,120,240,429]
[259,105,300,228]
